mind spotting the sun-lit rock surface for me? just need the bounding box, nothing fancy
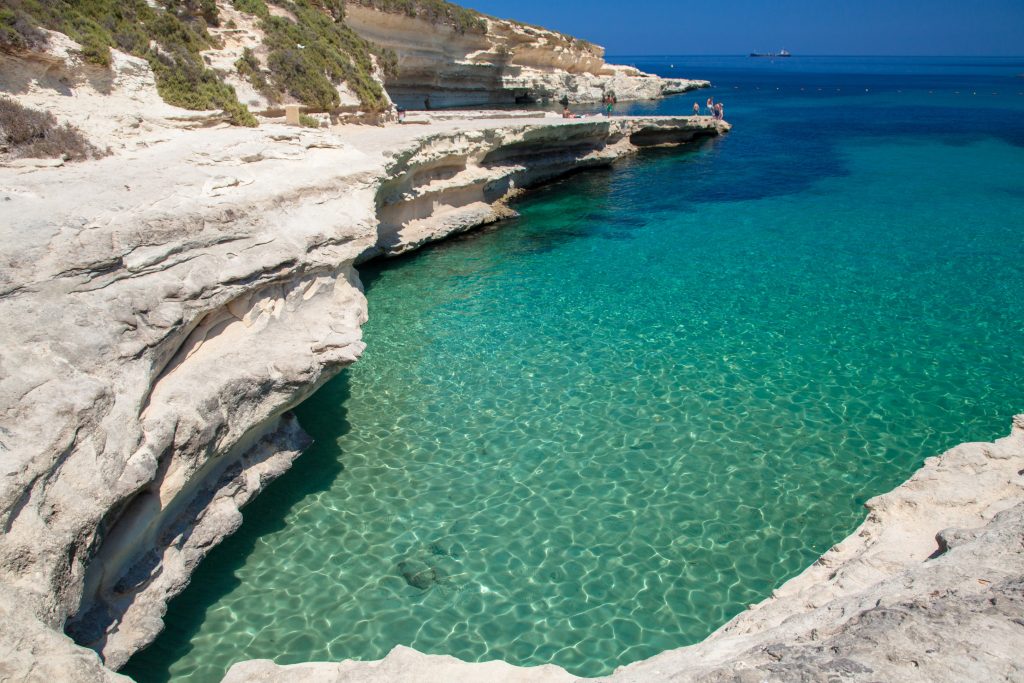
[0,39,726,677]
[343,3,708,109]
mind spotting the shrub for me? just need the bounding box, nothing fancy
[235,46,273,99]
[309,0,344,21]
[352,0,486,34]
[232,0,269,19]
[298,113,320,127]
[260,1,391,112]
[266,46,338,110]
[0,8,48,52]
[2,0,257,125]
[149,49,257,126]
[200,0,219,26]
[0,96,106,160]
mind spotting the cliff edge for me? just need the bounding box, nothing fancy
[0,35,727,677]
[343,2,707,109]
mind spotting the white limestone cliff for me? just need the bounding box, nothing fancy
[343,3,708,109]
[0,38,727,679]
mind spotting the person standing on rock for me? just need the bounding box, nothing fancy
[424,94,431,110]
[706,96,714,116]
[716,102,724,120]
[693,102,700,116]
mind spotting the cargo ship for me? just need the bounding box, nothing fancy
[750,49,792,58]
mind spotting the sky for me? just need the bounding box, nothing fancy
[457,0,1024,56]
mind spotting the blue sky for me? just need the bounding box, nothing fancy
[458,0,1024,56]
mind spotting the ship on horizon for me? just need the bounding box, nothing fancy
[750,49,792,58]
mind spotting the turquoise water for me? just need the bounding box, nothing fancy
[124,57,1024,681]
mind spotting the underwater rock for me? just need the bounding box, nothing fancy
[428,541,464,559]
[398,560,438,590]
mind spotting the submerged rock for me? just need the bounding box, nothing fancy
[428,541,464,559]
[398,560,438,590]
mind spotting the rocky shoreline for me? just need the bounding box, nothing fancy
[4,106,1022,681]
[225,415,1024,682]
[0,103,728,679]
[342,3,708,110]
[2,14,1021,683]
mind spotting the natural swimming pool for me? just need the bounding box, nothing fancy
[125,56,1024,681]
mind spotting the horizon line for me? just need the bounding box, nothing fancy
[605,53,1024,58]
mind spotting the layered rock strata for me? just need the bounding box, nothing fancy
[343,4,708,109]
[226,414,1024,682]
[0,94,727,680]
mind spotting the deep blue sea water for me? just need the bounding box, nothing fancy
[124,57,1024,682]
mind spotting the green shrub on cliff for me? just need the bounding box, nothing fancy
[231,0,270,19]
[0,0,405,118]
[236,46,274,100]
[353,0,486,34]
[258,0,394,112]
[0,7,47,52]
[0,0,257,126]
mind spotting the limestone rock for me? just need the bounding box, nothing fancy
[344,4,708,109]
[222,646,576,683]
[0,82,726,678]
[0,30,208,157]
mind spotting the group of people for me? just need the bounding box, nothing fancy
[693,97,725,120]
[561,92,619,119]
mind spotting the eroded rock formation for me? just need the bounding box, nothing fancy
[4,14,1021,683]
[0,40,727,678]
[343,3,708,109]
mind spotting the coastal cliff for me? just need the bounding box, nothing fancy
[0,33,727,677]
[0,0,705,128]
[343,3,707,109]
[2,7,1022,683]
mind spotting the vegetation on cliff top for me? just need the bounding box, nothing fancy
[0,0,600,120]
[0,0,395,121]
[0,96,107,160]
[0,0,257,125]
[236,0,395,112]
[352,0,486,34]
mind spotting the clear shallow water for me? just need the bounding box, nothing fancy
[125,57,1024,682]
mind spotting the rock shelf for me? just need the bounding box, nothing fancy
[3,17,1021,683]
[0,104,727,678]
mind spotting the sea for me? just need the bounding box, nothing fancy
[124,56,1024,681]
